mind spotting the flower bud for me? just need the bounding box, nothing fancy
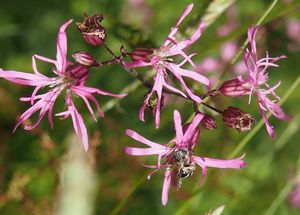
[76,13,106,46]
[219,79,251,97]
[201,114,217,130]
[223,106,255,131]
[131,48,154,63]
[68,64,89,82]
[72,51,95,66]
[120,45,127,57]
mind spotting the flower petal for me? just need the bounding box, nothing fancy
[125,129,165,149]
[173,110,183,145]
[56,19,73,74]
[161,169,171,206]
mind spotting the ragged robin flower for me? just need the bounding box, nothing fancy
[0,19,126,151]
[122,4,210,128]
[219,26,291,138]
[125,110,246,205]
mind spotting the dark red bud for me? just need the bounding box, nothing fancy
[201,114,217,130]
[131,48,154,63]
[76,13,106,46]
[72,51,95,66]
[219,79,251,97]
[223,106,255,131]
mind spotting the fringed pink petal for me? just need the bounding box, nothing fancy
[125,129,165,149]
[34,54,57,66]
[163,4,193,47]
[173,110,183,145]
[163,81,187,98]
[258,101,276,139]
[194,155,246,169]
[247,25,259,61]
[161,169,171,206]
[170,64,210,86]
[182,112,204,144]
[76,86,127,98]
[192,158,207,186]
[170,21,205,52]
[56,19,73,74]
[0,70,47,86]
[66,98,89,151]
[125,147,167,156]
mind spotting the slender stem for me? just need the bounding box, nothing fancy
[103,43,119,59]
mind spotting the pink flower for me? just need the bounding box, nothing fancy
[123,4,210,128]
[125,110,246,205]
[0,19,126,151]
[237,26,291,138]
[219,26,291,138]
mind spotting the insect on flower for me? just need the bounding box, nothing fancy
[168,147,196,190]
[125,110,246,205]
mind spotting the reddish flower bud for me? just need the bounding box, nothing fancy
[76,13,106,46]
[201,114,217,130]
[131,48,154,63]
[120,45,127,57]
[72,51,95,66]
[223,106,255,131]
[219,79,251,97]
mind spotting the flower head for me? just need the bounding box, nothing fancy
[0,19,126,151]
[125,110,246,205]
[123,4,210,128]
[219,26,291,138]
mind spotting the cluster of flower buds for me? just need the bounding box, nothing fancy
[0,2,291,206]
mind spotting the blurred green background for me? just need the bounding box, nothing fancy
[0,0,300,214]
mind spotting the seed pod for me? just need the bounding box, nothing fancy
[223,106,255,131]
[76,13,106,46]
[219,79,251,97]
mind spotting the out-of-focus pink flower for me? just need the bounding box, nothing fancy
[123,4,210,128]
[221,26,291,138]
[239,26,291,138]
[125,110,246,205]
[0,20,126,151]
[289,179,300,208]
[286,19,300,42]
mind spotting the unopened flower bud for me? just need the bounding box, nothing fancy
[76,13,106,46]
[131,48,154,63]
[120,45,127,57]
[223,106,255,131]
[72,51,95,66]
[219,79,251,97]
[68,64,89,82]
[201,114,217,130]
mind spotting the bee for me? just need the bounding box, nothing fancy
[168,148,196,190]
